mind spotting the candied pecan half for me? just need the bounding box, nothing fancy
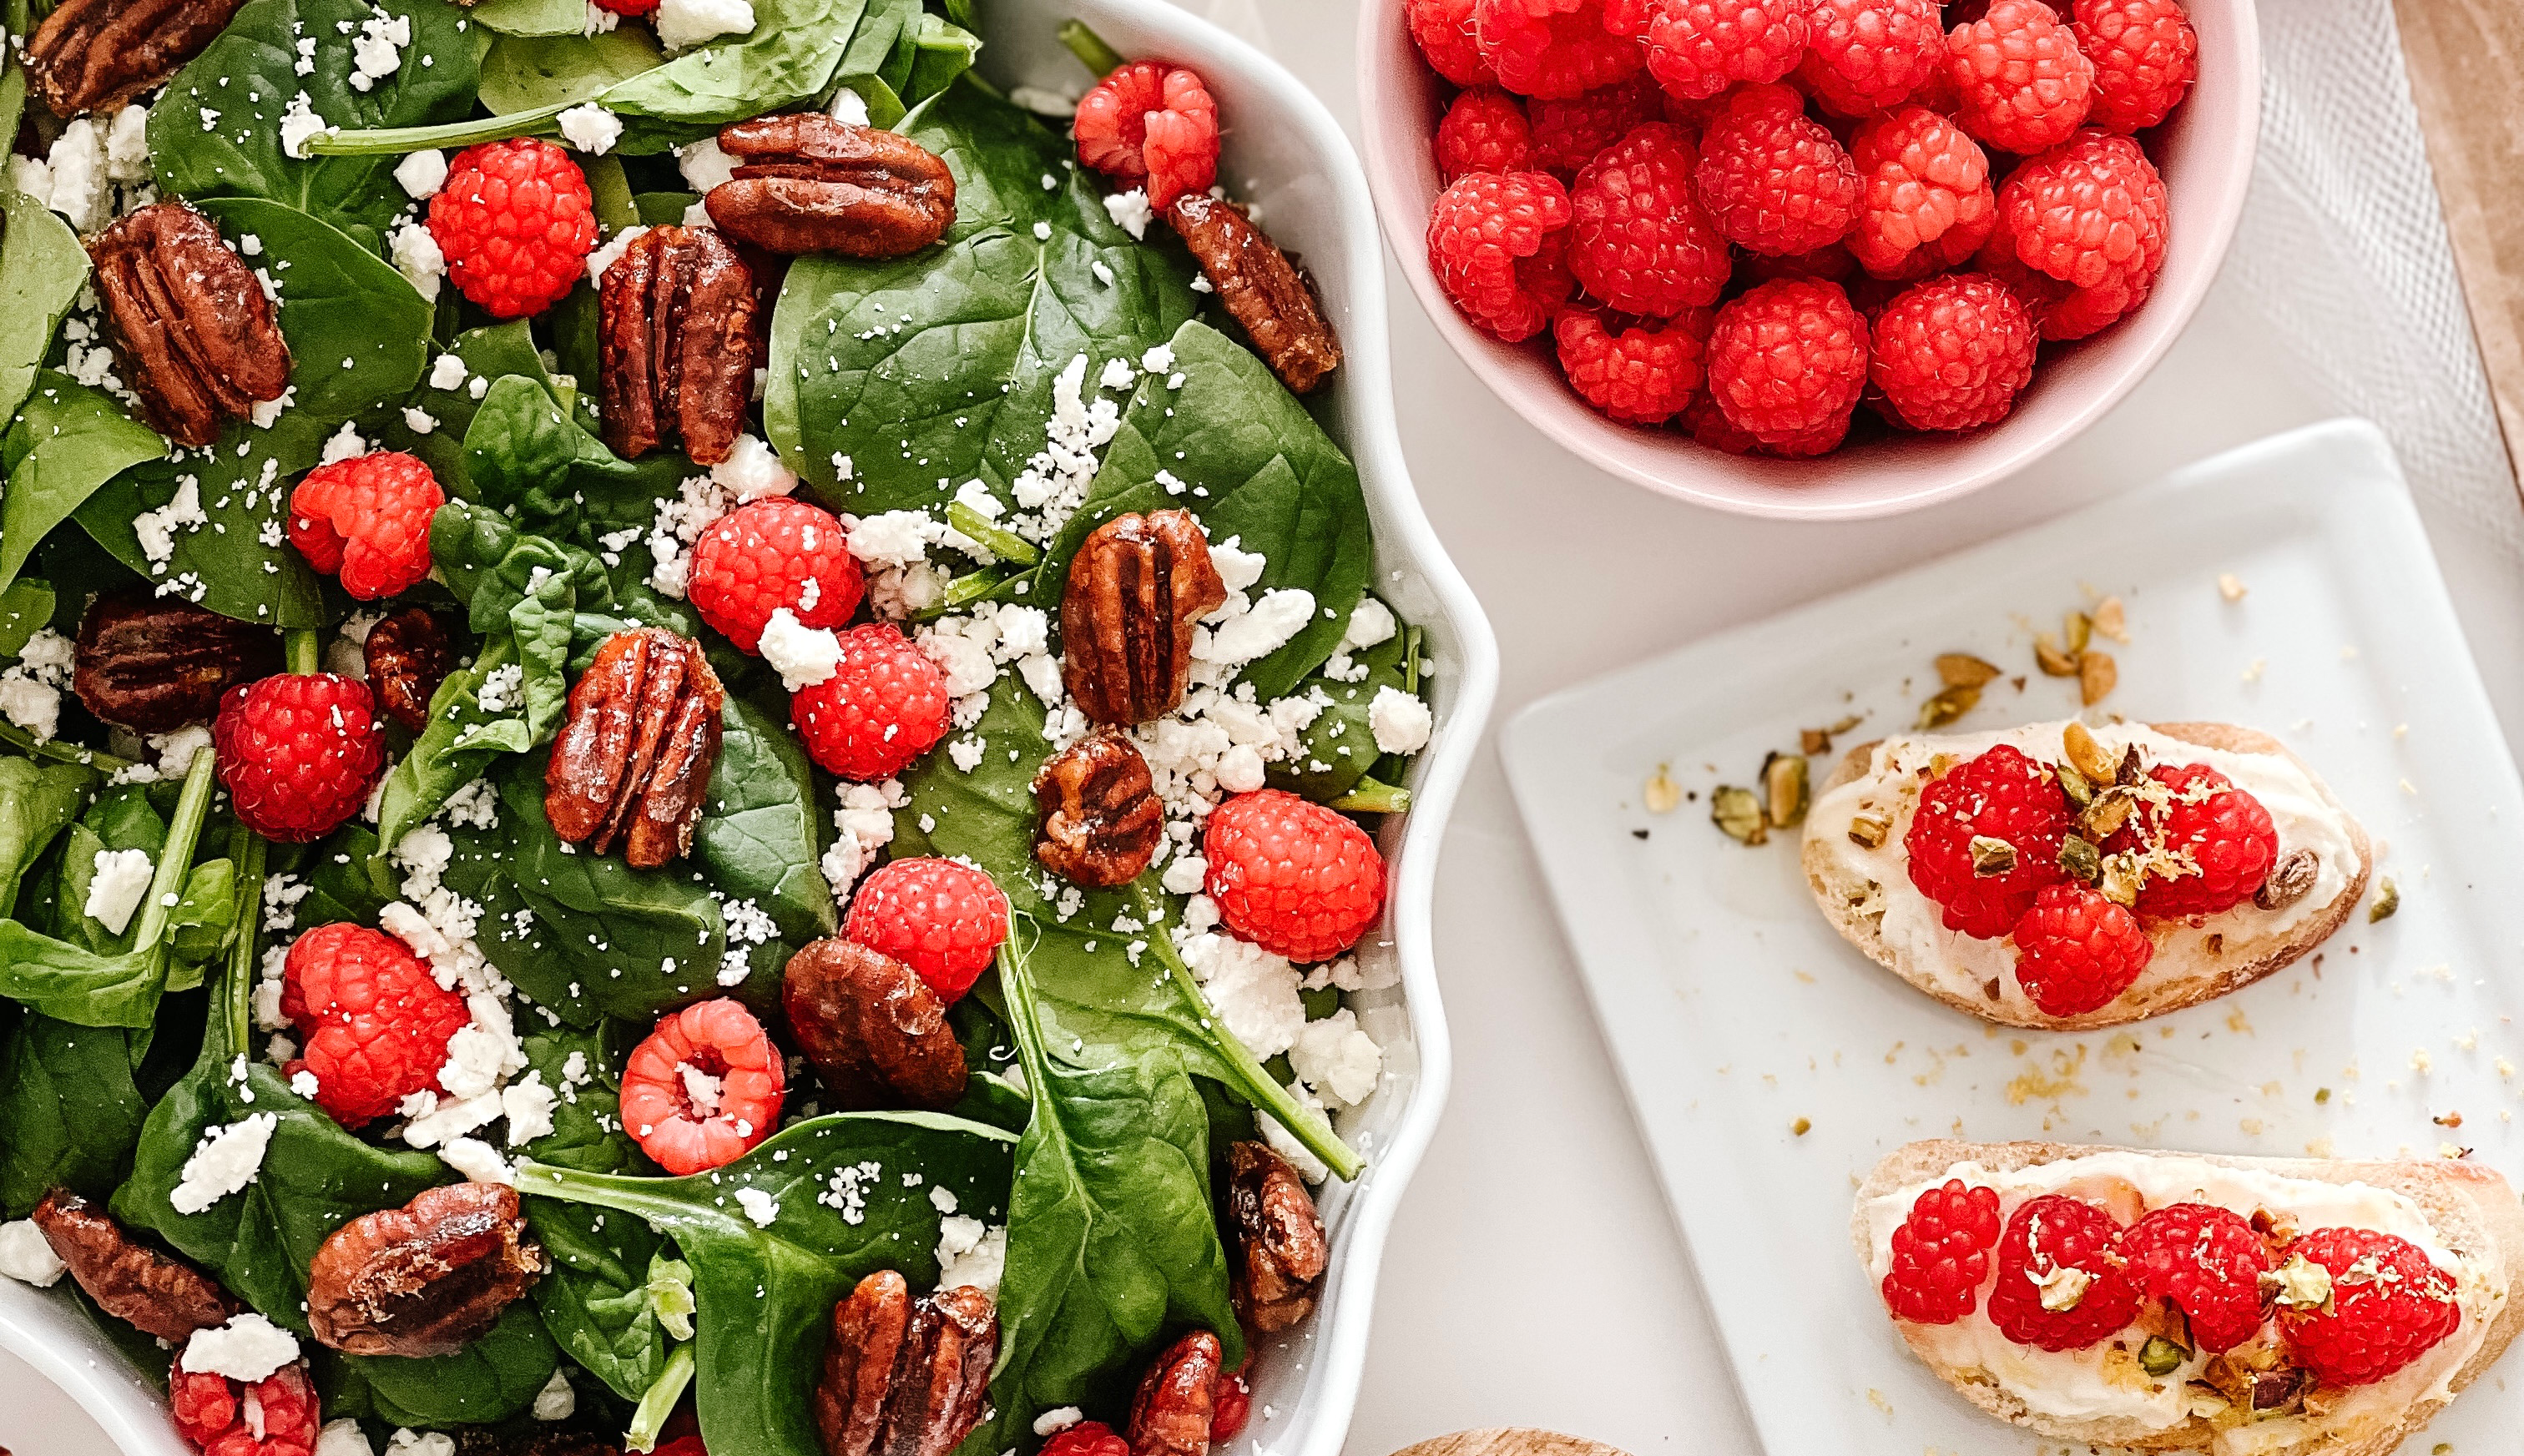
[812,1271,997,1456]
[1061,510,1226,727]
[1168,194,1341,395]
[544,628,724,869]
[26,0,247,118]
[704,115,957,258]
[1222,1141,1327,1333]
[306,1182,545,1358]
[364,607,458,733]
[598,225,759,466]
[1032,731,1164,886]
[88,202,291,447]
[72,587,282,733]
[30,1188,240,1344]
[783,937,967,1112]
[1127,1330,1224,1456]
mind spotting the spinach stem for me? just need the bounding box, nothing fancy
[299,103,568,156]
[945,501,1039,566]
[217,831,268,1056]
[1056,20,1127,78]
[924,567,1008,617]
[624,1343,694,1453]
[0,720,133,770]
[124,748,220,962]
[285,628,321,677]
[1328,778,1411,814]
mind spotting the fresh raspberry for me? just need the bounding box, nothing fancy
[1846,105,1996,280]
[1426,170,1575,342]
[1986,1194,2142,1350]
[1903,743,2072,939]
[427,139,597,320]
[1406,0,1493,85]
[1976,219,2150,340]
[2111,763,2279,919]
[213,674,386,843]
[1995,129,2168,288]
[685,497,866,655]
[2275,1227,2464,1387]
[1679,393,1764,455]
[1694,83,1859,257]
[1435,87,1536,184]
[1527,78,1664,174]
[1738,240,1858,285]
[1946,0,2094,154]
[620,999,785,1176]
[1211,1370,1252,1441]
[844,857,1011,1002]
[2011,881,2153,1017]
[280,922,468,1128]
[1204,789,1388,963]
[1796,0,1946,117]
[2123,1202,2274,1353]
[285,451,445,601]
[1474,0,1644,100]
[1867,273,2037,431]
[1038,1423,1129,1456]
[2072,0,2197,134]
[1704,279,1868,452]
[1629,0,1809,102]
[1568,123,1729,316]
[790,622,953,781]
[1074,61,1220,211]
[170,1361,320,1456]
[1881,1179,2003,1323]
[1553,307,1705,425]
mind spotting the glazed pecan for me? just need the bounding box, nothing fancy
[598,225,759,466]
[782,937,967,1112]
[72,587,282,733]
[30,1188,240,1344]
[26,0,246,118]
[1032,731,1164,886]
[704,114,957,258]
[1127,1330,1224,1456]
[1222,1141,1327,1333]
[1061,510,1226,726]
[812,1271,997,1456]
[1168,194,1340,395]
[88,203,291,447]
[364,607,458,733]
[306,1182,546,1358]
[544,628,724,869]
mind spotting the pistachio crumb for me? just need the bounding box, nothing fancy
[2218,572,2247,602]
[1790,1116,1810,1136]
[2370,878,2400,922]
[1643,763,1681,814]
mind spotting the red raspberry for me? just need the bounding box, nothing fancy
[1406,0,1493,85]
[1204,788,1388,963]
[2123,1202,2274,1353]
[1995,129,2168,288]
[1738,240,1857,285]
[845,857,1011,1002]
[1946,0,2094,154]
[686,497,866,655]
[1986,1194,2143,1350]
[1074,61,1220,211]
[1038,1423,1129,1456]
[2111,762,2279,919]
[620,999,785,1176]
[1903,743,2071,939]
[427,139,597,320]
[589,0,654,13]
[1426,170,1576,342]
[790,622,953,781]
[1796,0,1946,117]
[1881,1179,2002,1323]
[1846,105,1996,280]
[1435,87,1536,184]
[1694,83,1859,257]
[1976,220,2149,340]
[213,674,386,843]
[1568,123,1729,316]
[1629,0,1809,102]
[1680,393,1762,455]
[1704,279,1868,453]
[280,922,468,1128]
[1211,1369,1252,1441]
[1526,77,1664,174]
[2072,0,2197,134]
[170,1360,320,1456]
[1867,273,2037,431]
[1553,307,1705,426]
[2011,881,2153,1017]
[285,451,445,601]
[1474,0,1644,100]
[2275,1227,2463,1386]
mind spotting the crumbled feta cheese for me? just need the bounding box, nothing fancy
[402,406,439,435]
[529,1368,576,1422]
[386,1428,456,1456]
[1289,1008,1383,1106]
[134,476,208,569]
[713,432,797,500]
[279,92,333,159]
[0,1220,66,1286]
[170,1113,280,1213]
[321,421,370,466]
[1343,596,1396,651]
[1140,344,1175,374]
[476,662,525,715]
[1160,853,1206,896]
[1199,588,1315,667]
[653,0,755,50]
[315,1420,374,1456]
[390,219,445,301]
[1259,1086,1332,1184]
[428,353,470,391]
[1033,1408,1086,1438]
[828,88,870,126]
[583,222,651,288]
[179,1314,300,1383]
[439,1135,517,1184]
[1103,187,1153,239]
[502,1074,558,1146]
[820,779,905,897]
[1368,685,1432,755]
[933,1216,1005,1295]
[0,670,61,741]
[39,119,109,233]
[1098,357,1135,391]
[103,105,153,184]
[348,11,411,91]
[734,1186,780,1227]
[675,138,740,193]
[556,103,622,155]
[759,608,841,691]
[1209,537,1267,593]
[83,847,154,935]
[1175,931,1305,1061]
[395,149,447,199]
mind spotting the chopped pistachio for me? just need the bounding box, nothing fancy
[2062,719,2117,784]
[2064,610,2092,656]
[1712,785,1768,845]
[2261,1253,2333,1311]
[1763,752,1809,829]
[1847,813,1890,849]
[2219,572,2248,602]
[2033,633,2081,677]
[2370,877,2400,922]
[1800,727,1831,756]
[1644,763,1682,814]
[1936,652,2003,689]
[2080,649,2118,706]
[2057,764,2094,807]
[2093,596,2129,643]
[2058,835,2102,884]
[1968,835,2018,876]
[2099,854,2143,907]
[2139,1337,2192,1378]
[1917,684,1980,730]
[2080,794,2134,840]
[2315,1087,2331,1104]
[1828,713,1864,735]
[1927,752,1957,781]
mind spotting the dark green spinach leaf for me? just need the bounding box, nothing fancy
[0,186,89,427]
[0,1013,149,1216]
[0,375,166,600]
[0,753,95,919]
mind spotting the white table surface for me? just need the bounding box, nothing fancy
[1143,4,2524,1453]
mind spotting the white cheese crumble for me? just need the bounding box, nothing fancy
[348,12,411,91]
[439,1136,517,1185]
[83,847,154,935]
[654,0,755,51]
[1033,1408,1086,1438]
[1344,596,1397,650]
[820,779,906,897]
[583,221,651,288]
[829,88,870,126]
[134,477,208,570]
[556,103,623,155]
[427,353,470,390]
[1260,1085,1333,1184]
[394,149,447,199]
[1103,187,1153,239]
[0,1221,65,1287]
[1288,1008,1383,1106]
[279,93,334,159]
[104,105,152,184]
[1368,685,1432,754]
[179,1314,300,1383]
[759,608,841,691]
[389,219,445,301]
[714,432,798,500]
[1175,930,1306,1061]
[170,1112,280,1213]
[934,1216,1006,1295]
[386,1429,456,1456]
[676,138,740,193]
[531,1368,577,1422]
[315,1420,375,1456]
[1199,587,1316,668]
[734,1186,780,1227]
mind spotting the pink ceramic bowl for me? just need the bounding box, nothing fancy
[1355,1,2261,521]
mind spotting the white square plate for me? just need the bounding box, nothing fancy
[1502,420,2524,1454]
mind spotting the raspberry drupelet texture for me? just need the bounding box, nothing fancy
[1986,1194,2143,1351]
[844,857,1012,1002]
[280,922,469,1129]
[1903,743,2072,939]
[1946,0,2095,155]
[1037,1423,1130,1456]
[1629,0,1810,102]
[686,496,866,655]
[2123,1202,2275,1353]
[427,139,598,320]
[790,622,953,781]
[1868,273,2037,431]
[170,1360,320,1456]
[1881,1179,2003,1323]
[1693,83,1860,258]
[1426,170,1576,342]
[2112,762,2279,919]
[2275,1227,2464,1387]
[1474,0,1644,100]
[1567,123,1729,317]
[588,0,656,14]
[1204,788,1389,963]
[2011,880,2153,1017]
[1845,106,1996,280]
[1553,307,1708,425]
[620,999,785,1176]
[1073,61,1220,211]
[1435,86,1537,184]
[1704,279,1869,455]
[1987,129,2168,340]
[212,674,387,843]
[1405,0,1495,86]
[285,450,445,601]
[1796,0,1946,117]
[2072,0,2198,134]
[1525,77,1664,175]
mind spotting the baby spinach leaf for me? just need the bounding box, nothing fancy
[428,501,613,752]
[0,1013,149,1216]
[1265,625,1410,804]
[695,693,836,943]
[48,785,168,954]
[469,0,587,38]
[0,580,53,657]
[193,198,436,426]
[476,29,667,114]
[376,320,555,491]
[0,374,167,600]
[0,753,97,919]
[280,825,399,926]
[373,634,533,861]
[0,187,90,427]
[73,410,328,631]
[462,372,684,540]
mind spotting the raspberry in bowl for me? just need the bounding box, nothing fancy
[1357,0,2259,518]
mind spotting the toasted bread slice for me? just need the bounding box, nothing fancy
[1802,722,2371,1030]
[1852,1141,2524,1455]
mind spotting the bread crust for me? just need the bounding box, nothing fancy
[1852,1141,2524,1454]
[1802,722,2372,1030]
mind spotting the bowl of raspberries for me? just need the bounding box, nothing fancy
[1357,0,2259,518]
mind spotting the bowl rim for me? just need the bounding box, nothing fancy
[1352,0,2265,521]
